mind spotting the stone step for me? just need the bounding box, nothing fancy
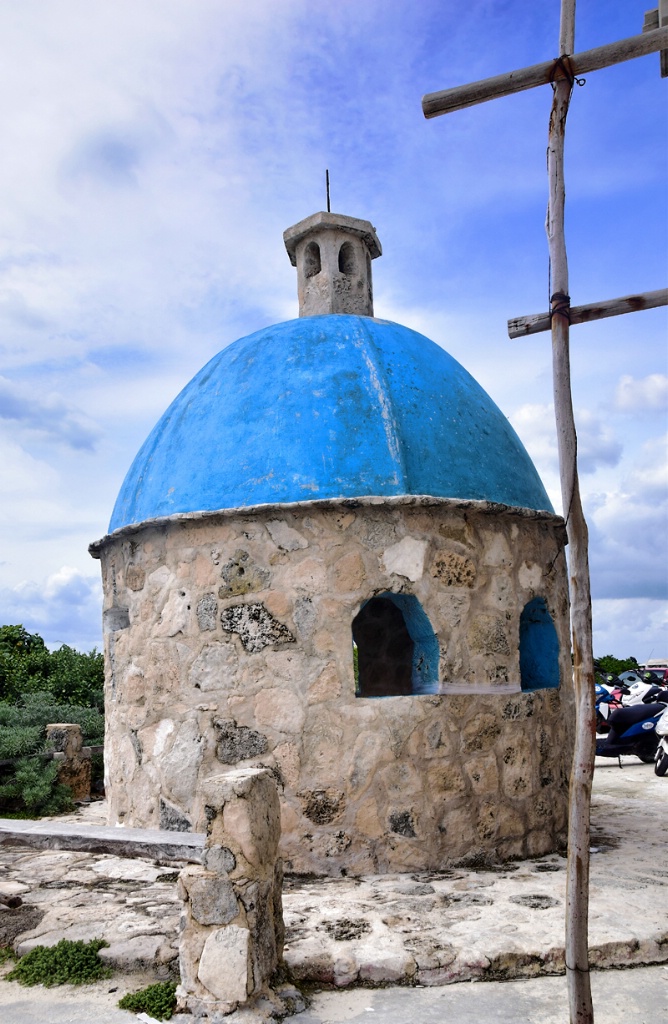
[0,818,204,864]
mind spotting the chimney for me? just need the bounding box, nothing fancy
[284,211,382,317]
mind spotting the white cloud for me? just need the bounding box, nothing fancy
[510,403,622,477]
[593,598,668,662]
[0,375,101,450]
[586,433,667,600]
[0,0,663,660]
[615,373,668,412]
[0,567,102,651]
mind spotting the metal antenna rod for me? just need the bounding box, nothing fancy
[325,169,331,213]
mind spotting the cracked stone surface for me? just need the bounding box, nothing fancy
[0,763,666,995]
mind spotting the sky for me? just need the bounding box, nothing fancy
[0,0,665,660]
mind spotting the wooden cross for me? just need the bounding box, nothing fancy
[422,8,666,1024]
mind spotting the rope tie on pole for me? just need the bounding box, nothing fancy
[565,963,591,974]
[550,54,586,88]
[550,291,572,322]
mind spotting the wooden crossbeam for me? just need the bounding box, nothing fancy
[508,287,668,338]
[422,27,668,118]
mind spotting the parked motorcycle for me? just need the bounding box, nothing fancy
[654,705,668,777]
[595,676,668,733]
[595,699,667,764]
[595,681,624,733]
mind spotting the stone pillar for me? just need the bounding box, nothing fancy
[45,723,91,802]
[176,768,285,1018]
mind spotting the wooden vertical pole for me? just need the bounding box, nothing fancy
[546,2,596,1021]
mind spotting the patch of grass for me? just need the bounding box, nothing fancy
[118,980,177,1020]
[0,945,17,966]
[5,938,111,987]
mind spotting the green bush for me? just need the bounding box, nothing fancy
[5,938,111,986]
[118,980,177,1019]
[0,693,104,746]
[0,626,105,817]
[0,724,43,759]
[0,757,73,816]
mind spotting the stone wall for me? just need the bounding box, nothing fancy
[92,496,574,875]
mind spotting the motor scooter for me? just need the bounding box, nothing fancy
[654,705,668,777]
[595,700,667,765]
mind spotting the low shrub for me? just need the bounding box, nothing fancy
[0,693,104,746]
[118,980,177,1020]
[0,757,74,816]
[5,938,111,986]
[0,690,104,815]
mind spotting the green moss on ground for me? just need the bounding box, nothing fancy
[5,938,111,986]
[118,980,177,1020]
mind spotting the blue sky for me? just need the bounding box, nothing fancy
[0,0,665,659]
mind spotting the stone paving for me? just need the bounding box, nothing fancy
[0,758,666,1005]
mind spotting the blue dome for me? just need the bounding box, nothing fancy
[110,315,552,531]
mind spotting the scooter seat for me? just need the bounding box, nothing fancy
[608,702,666,735]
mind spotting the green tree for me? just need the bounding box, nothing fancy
[0,625,103,706]
[594,654,639,678]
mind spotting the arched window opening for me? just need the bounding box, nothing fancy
[352,593,439,698]
[519,597,560,691]
[304,241,321,278]
[338,241,356,275]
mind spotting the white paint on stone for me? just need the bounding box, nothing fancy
[254,688,305,734]
[519,561,543,591]
[155,588,191,636]
[147,566,172,588]
[482,533,512,567]
[381,536,427,581]
[160,719,204,806]
[266,520,308,551]
[190,642,236,692]
[197,925,250,1002]
[150,719,175,759]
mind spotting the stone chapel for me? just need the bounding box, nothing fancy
[90,210,574,875]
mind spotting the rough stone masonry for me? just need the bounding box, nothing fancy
[91,494,574,876]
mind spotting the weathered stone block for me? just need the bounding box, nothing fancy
[220,602,294,652]
[382,536,427,581]
[204,769,281,872]
[197,925,250,1002]
[468,615,511,655]
[266,520,308,552]
[46,723,83,758]
[214,719,268,765]
[188,874,239,926]
[464,752,499,794]
[160,797,192,833]
[332,550,366,591]
[254,689,304,734]
[461,713,501,753]
[125,565,146,591]
[299,789,344,824]
[196,593,217,630]
[219,550,270,597]
[432,550,476,587]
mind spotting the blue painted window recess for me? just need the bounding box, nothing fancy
[352,593,439,698]
[519,597,560,691]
